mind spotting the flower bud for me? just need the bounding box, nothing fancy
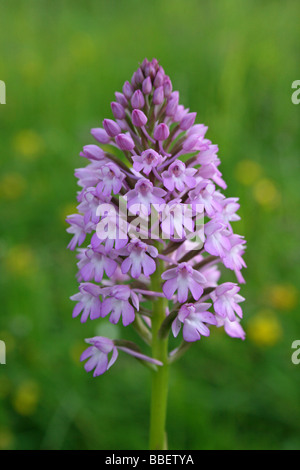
[91,127,110,144]
[103,119,121,137]
[115,92,128,108]
[144,62,155,78]
[163,77,172,97]
[132,109,148,127]
[142,77,152,95]
[154,71,164,88]
[153,86,164,105]
[131,89,145,109]
[182,133,199,151]
[174,105,188,122]
[165,97,178,116]
[135,67,144,84]
[115,133,135,151]
[154,123,170,141]
[123,81,133,99]
[81,144,105,161]
[180,112,197,130]
[111,102,126,120]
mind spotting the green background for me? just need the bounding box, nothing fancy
[0,0,300,449]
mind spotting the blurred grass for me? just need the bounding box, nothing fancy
[0,0,300,450]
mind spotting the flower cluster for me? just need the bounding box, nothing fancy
[67,58,246,376]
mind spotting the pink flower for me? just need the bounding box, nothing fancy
[96,162,125,196]
[101,285,139,326]
[77,245,118,283]
[189,180,223,217]
[81,337,119,376]
[126,179,166,215]
[66,214,93,250]
[67,58,247,385]
[215,315,246,340]
[204,220,231,257]
[162,160,197,192]
[162,262,206,303]
[121,239,158,278]
[70,282,102,323]
[132,149,164,175]
[172,302,216,342]
[212,282,245,322]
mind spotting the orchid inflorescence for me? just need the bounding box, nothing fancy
[67,58,246,380]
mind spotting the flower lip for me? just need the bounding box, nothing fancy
[171,161,184,177]
[176,262,193,277]
[136,179,152,194]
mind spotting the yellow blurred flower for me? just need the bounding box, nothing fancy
[266,284,298,311]
[248,310,282,346]
[12,380,40,416]
[12,129,44,160]
[0,172,26,200]
[4,245,37,277]
[69,342,85,366]
[21,60,44,84]
[0,428,14,450]
[235,159,262,185]
[253,178,281,209]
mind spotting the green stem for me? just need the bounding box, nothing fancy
[149,255,169,450]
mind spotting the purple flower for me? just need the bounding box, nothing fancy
[172,303,216,342]
[81,336,163,377]
[189,180,222,217]
[212,282,245,322]
[160,200,194,239]
[121,239,158,278]
[67,58,247,383]
[66,214,93,250]
[162,262,206,303]
[70,282,102,323]
[91,210,128,252]
[215,315,246,340]
[95,162,125,197]
[81,337,119,376]
[77,246,118,283]
[222,234,247,278]
[77,187,108,224]
[162,160,197,192]
[132,149,164,175]
[204,220,231,257]
[101,285,139,326]
[126,179,166,215]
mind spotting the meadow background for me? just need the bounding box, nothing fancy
[0,0,300,450]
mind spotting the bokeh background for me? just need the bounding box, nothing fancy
[0,0,300,450]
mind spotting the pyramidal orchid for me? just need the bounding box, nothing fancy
[67,58,247,450]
